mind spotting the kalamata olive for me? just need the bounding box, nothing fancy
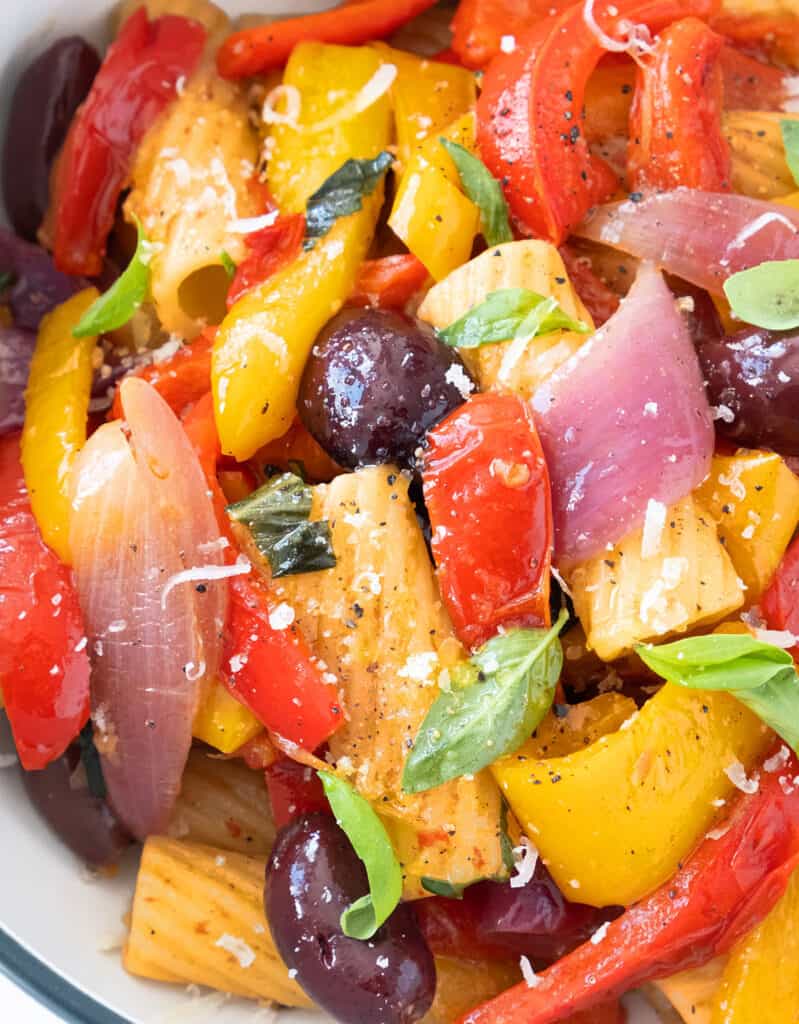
[298,308,473,470]
[21,744,130,867]
[265,812,436,1024]
[2,37,100,240]
[698,327,799,455]
[0,228,88,331]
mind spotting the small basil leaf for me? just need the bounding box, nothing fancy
[227,471,336,578]
[637,633,799,752]
[318,771,403,940]
[723,259,799,331]
[440,138,513,247]
[78,721,107,799]
[304,152,393,248]
[421,878,467,899]
[220,250,236,279]
[73,216,151,338]
[781,119,799,187]
[438,288,590,349]
[402,609,568,794]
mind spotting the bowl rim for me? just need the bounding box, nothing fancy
[0,927,130,1024]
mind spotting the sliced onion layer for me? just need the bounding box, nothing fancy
[532,263,714,563]
[69,379,228,840]
[578,190,799,294]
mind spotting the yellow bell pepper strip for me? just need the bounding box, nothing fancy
[389,113,481,282]
[526,692,638,759]
[492,683,770,908]
[192,676,263,755]
[371,43,476,169]
[695,450,799,601]
[213,44,392,460]
[654,959,725,1024]
[710,867,799,1023]
[21,287,99,562]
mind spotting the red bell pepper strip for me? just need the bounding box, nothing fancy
[450,0,571,69]
[181,394,344,751]
[226,214,306,309]
[559,245,620,327]
[257,418,343,485]
[108,328,215,422]
[423,392,552,650]
[265,757,330,829]
[762,535,799,662]
[348,254,430,310]
[52,8,206,276]
[628,18,731,192]
[460,747,799,1024]
[476,0,719,244]
[719,45,793,112]
[0,435,90,769]
[217,0,440,78]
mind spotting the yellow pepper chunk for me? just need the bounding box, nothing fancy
[192,679,262,754]
[527,692,637,759]
[389,114,480,282]
[371,43,476,169]
[213,43,392,460]
[696,450,799,601]
[22,288,99,563]
[654,959,726,1024]
[492,683,770,908]
[710,868,799,1024]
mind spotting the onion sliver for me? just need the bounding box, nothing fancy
[578,189,799,294]
[532,263,714,563]
[69,379,227,840]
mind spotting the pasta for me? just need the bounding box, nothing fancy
[124,837,311,1006]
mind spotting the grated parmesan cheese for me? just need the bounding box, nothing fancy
[228,210,279,234]
[640,499,667,559]
[160,556,251,610]
[590,921,610,945]
[764,745,791,773]
[753,627,799,649]
[214,934,256,969]
[510,835,539,888]
[724,759,759,794]
[268,602,295,631]
[520,955,541,988]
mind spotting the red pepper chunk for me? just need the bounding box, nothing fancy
[216,0,439,78]
[227,214,306,309]
[762,535,799,663]
[450,0,572,69]
[349,254,430,311]
[0,435,90,769]
[628,18,731,192]
[476,0,720,244]
[423,392,552,650]
[52,8,206,276]
[460,747,799,1024]
[265,757,330,829]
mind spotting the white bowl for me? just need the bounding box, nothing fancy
[0,4,658,1022]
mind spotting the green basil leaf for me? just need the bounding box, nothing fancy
[304,152,393,248]
[220,250,236,279]
[318,771,403,940]
[637,634,799,752]
[402,609,568,794]
[440,138,513,247]
[438,288,590,349]
[781,119,799,187]
[227,471,336,578]
[73,216,151,338]
[421,878,467,899]
[723,259,799,331]
[78,720,107,799]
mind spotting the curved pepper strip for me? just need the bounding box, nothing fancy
[460,746,799,1024]
[628,18,731,192]
[0,435,90,770]
[762,535,799,663]
[216,0,439,78]
[476,0,720,244]
[423,392,552,650]
[349,254,430,310]
[21,288,99,564]
[226,213,306,309]
[52,8,206,275]
[182,394,343,751]
[450,0,571,69]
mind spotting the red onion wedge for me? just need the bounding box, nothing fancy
[532,263,714,563]
[69,379,229,840]
[0,326,36,435]
[578,190,799,294]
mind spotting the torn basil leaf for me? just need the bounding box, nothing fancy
[402,609,569,794]
[73,215,151,338]
[304,151,393,248]
[723,259,799,331]
[227,471,336,577]
[781,120,799,188]
[440,138,513,247]
[220,249,236,279]
[439,288,590,349]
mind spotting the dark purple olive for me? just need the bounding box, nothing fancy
[265,813,435,1024]
[21,744,130,867]
[2,37,100,241]
[698,327,799,455]
[667,276,723,349]
[0,228,88,331]
[298,308,473,470]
